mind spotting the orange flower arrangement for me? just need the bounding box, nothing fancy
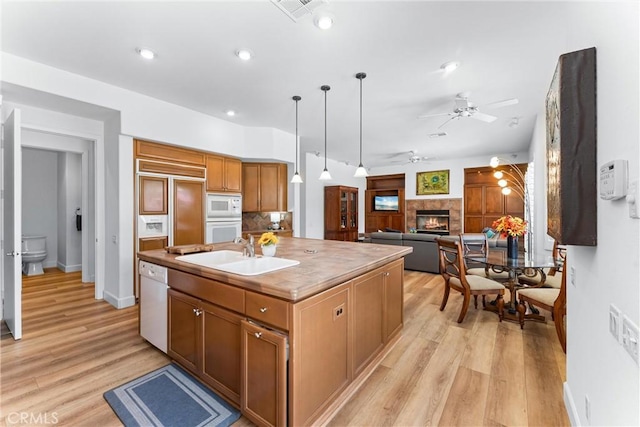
[492,215,527,237]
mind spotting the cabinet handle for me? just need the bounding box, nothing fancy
[259,307,268,313]
[254,332,262,339]
[385,272,390,277]
[193,308,202,316]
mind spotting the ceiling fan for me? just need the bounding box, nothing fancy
[418,92,518,129]
[390,150,430,165]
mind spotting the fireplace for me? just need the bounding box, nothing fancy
[416,210,450,235]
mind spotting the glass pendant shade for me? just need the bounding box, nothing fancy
[319,168,332,180]
[354,165,368,177]
[354,72,368,178]
[490,156,500,168]
[501,187,512,195]
[291,95,303,184]
[291,172,303,183]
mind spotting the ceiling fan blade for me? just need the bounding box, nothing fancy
[483,98,519,109]
[472,112,498,123]
[418,112,452,119]
[438,116,458,129]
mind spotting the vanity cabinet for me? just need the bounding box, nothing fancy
[242,163,288,212]
[241,320,288,427]
[206,154,242,194]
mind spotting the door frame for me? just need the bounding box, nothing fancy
[18,123,105,299]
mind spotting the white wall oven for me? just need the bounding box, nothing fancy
[206,221,242,244]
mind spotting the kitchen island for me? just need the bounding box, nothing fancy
[138,237,412,427]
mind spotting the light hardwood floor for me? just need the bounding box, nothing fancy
[1,269,568,426]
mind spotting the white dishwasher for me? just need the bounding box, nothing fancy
[139,260,169,353]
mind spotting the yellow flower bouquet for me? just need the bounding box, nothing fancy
[258,232,279,246]
[492,215,527,237]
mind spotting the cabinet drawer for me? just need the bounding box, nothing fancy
[245,292,290,331]
[168,269,245,313]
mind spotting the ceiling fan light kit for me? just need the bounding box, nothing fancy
[440,61,460,72]
[291,95,303,184]
[319,85,332,181]
[354,72,368,178]
[418,92,519,129]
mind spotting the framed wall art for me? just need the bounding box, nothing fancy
[417,170,449,195]
[546,47,597,246]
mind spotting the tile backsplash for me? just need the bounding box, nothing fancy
[242,212,292,232]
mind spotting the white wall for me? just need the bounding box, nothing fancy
[56,152,82,272]
[528,3,640,426]
[22,147,58,268]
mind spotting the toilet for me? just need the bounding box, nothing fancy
[21,235,47,276]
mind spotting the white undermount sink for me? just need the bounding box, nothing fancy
[175,250,245,267]
[175,250,299,276]
[211,256,300,276]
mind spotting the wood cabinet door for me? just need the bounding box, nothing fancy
[138,236,168,252]
[352,269,384,377]
[241,320,287,427]
[139,176,168,214]
[205,155,225,193]
[173,180,204,246]
[201,300,242,405]
[242,164,260,212]
[259,164,281,212]
[168,289,200,373]
[485,186,504,216]
[383,259,404,341]
[464,185,484,215]
[224,157,242,193]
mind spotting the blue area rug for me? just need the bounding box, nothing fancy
[104,363,240,427]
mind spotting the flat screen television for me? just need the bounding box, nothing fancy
[374,195,399,211]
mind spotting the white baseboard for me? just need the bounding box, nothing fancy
[56,262,81,273]
[43,260,57,269]
[103,290,135,309]
[564,381,580,426]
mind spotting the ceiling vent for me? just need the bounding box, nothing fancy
[270,0,327,22]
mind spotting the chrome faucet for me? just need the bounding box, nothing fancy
[234,234,255,257]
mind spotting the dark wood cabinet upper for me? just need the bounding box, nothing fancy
[242,163,288,212]
[206,154,242,194]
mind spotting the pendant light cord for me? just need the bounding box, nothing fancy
[359,76,363,165]
[293,95,300,173]
[321,85,330,170]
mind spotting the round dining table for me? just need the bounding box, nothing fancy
[466,250,559,322]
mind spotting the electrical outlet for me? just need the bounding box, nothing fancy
[622,315,639,365]
[609,304,621,342]
[333,304,345,321]
[570,266,576,287]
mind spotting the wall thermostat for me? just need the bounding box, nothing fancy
[600,159,628,200]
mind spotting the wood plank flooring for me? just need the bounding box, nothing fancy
[1,268,568,426]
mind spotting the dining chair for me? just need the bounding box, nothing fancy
[518,240,567,288]
[516,257,567,353]
[460,233,511,282]
[436,237,505,323]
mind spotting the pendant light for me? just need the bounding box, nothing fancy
[354,72,368,178]
[291,95,303,184]
[319,85,332,181]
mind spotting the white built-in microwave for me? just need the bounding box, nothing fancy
[207,194,242,220]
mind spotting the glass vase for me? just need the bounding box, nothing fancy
[507,235,519,259]
[261,244,277,257]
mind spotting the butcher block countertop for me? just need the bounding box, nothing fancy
[138,237,412,302]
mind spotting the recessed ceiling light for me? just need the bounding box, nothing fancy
[314,14,334,30]
[136,47,156,60]
[440,61,460,72]
[235,49,253,61]
[225,110,236,117]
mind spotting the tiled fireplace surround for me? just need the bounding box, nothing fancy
[406,198,462,235]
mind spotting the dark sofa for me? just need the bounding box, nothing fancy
[370,231,508,274]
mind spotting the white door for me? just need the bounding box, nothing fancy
[3,109,22,340]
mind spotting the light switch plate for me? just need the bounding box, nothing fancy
[622,315,639,364]
[609,304,621,342]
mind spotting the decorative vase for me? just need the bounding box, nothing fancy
[261,244,276,257]
[507,235,519,259]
